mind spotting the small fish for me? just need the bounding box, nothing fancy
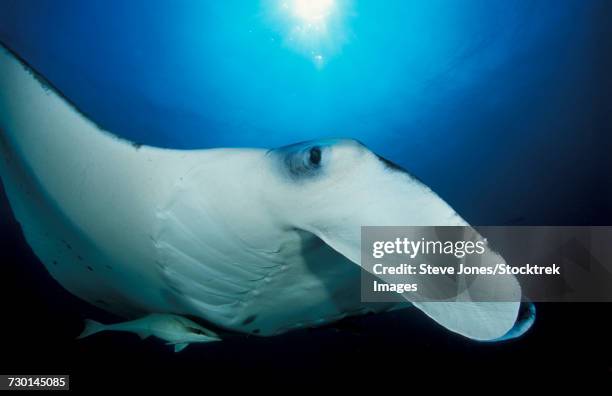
[77,313,221,352]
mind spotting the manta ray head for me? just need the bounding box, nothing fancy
[258,138,525,341]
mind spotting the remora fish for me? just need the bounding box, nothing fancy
[78,314,220,352]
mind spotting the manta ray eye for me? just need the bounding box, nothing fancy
[277,143,325,179]
[309,147,322,165]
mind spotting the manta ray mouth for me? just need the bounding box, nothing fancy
[493,302,536,341]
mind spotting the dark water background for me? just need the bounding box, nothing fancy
[0,0,611,387]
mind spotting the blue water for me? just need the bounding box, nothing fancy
[0,0,610,225]
[1,2,612,382]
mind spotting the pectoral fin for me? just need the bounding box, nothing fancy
[166,334,220,352]
[173,343,189,353]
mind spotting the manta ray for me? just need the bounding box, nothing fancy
[0,43,534,344]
